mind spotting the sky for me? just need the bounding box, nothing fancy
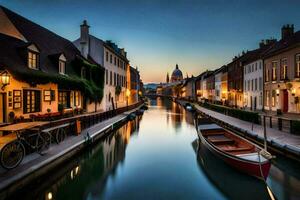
[1,0,300,83]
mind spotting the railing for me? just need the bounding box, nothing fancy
[261,115,300,135]
[40,101,144,134]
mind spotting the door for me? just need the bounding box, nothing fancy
[254,97,257,111]
[250,96,253,110]
[282,90,289,113]
[0,93,7,123]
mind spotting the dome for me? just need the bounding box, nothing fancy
[171,64,183,82]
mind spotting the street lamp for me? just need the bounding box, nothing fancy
[1,71,10,90]
[276,88,280,96]
[126,89,130,110]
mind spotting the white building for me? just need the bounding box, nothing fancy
[74,20,128,111]
[243,59,264,111]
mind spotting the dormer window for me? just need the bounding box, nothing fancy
[28,51,38,69]
[27,44,39,69]
[58,54,67,75]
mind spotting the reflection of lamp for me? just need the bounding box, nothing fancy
[276,89,280,96]
[292,88,296,96]
[1,71,10,90]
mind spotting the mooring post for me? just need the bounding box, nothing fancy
[263,115,267,150]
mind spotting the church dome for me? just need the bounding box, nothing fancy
[171,64,183,82]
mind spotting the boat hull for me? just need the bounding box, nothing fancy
[198,132,271,179]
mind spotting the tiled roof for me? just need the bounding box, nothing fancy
[0,6,88,76]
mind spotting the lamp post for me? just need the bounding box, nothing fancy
[292,88,296,96]
[126,89,130,110]
[1,71,10,90]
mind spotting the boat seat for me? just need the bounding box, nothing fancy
[224,147,252,152]
[207,135,235,144]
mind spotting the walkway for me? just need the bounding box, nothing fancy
[0,106,141,199]
[193,104,300,148]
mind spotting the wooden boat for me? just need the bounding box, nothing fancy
[196,118,272,179]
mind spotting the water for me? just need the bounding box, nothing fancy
[11,97,300,200]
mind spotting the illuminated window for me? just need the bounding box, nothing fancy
[59,60,66,75]
[296,54,300,78]
[74,91,80,106]
[265,68,269,82]
[280,58,288,80]
[28,51,39,69]
[271,90,276,107]
[266,91,270,107]
[59,91,70,108]
[23,90,41,113]
[272,61,277,81]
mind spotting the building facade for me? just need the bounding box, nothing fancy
[0,6,103,123]
[214,65,228,104]
[264,25,300,114]
[74,21,129,111]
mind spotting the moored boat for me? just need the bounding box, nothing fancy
[196,117,272,179]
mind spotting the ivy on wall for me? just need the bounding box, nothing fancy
[11,57,104,103]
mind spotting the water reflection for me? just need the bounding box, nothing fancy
[8,97,300,200]
[192,139,272,200]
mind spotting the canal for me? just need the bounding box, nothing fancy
[11,97,300,200]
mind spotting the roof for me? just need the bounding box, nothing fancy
[263,30,300,58]
[0,6,85,75]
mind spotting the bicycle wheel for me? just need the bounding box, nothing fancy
[56,128,66,144]
[0,141,25,169]
[36,132,51,153]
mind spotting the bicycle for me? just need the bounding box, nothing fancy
[0,129,51,170]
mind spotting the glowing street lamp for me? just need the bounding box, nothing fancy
[276,89,280,96]
[1,71,10,90]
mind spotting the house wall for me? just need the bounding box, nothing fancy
[215,72,222,101]
[103,46,127,110]
[243,59,264,111]
[264,47,300,113]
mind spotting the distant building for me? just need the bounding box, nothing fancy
[171,64,183,82]
[214,66,228,104]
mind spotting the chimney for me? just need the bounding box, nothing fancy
[80,20,90,58]
[281,24,294,40]
[259,40,265,48]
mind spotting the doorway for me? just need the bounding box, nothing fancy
[0,93,7,123]
[282,89,289,113]
[254,96,257,111]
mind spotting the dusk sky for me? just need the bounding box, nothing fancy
[1,0,300,83]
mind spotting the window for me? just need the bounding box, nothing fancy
[28,51,39,69]
[105,69,108,85]
[296,54,300,78]
[23,90,41,114]
[265,68,269,82]
[248,80,250,91]
[244,80,247,91]
[271,90,276,107]
[280,59,288,80]
[114,57,116,65]
[59,60,66,74]
[114,72,116,86]
[110,54,112,63]
[259,62,262,69]
[118,59,120,67]
[255,63,257,71]
[259,93,262,106]
[255,78,257,91]
[58,91,70,108]
[272,61,277,81]
[259,77,262,90]
[251,79,254,91]
[266,91,270,107]
[110,71,112,85]
[74,91,80,106]
[117,74,119,86]
[106,51,108,62]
